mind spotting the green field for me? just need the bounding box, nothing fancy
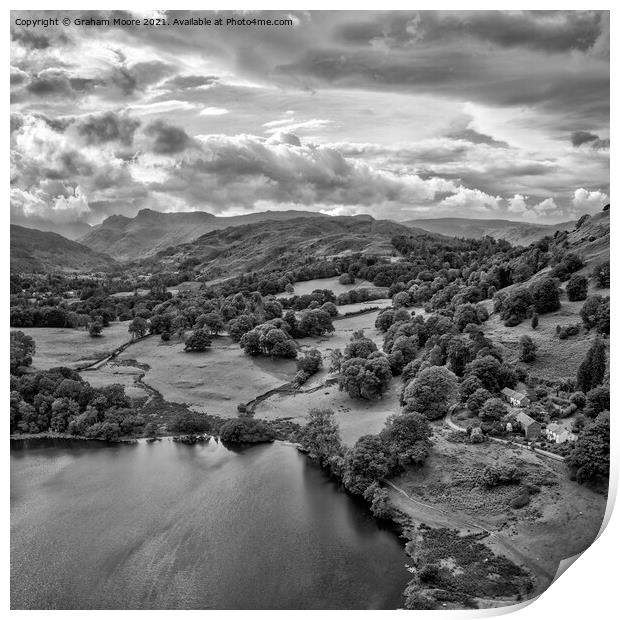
[19,322,131,370]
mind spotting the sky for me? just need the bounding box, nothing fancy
[10,9,610,235]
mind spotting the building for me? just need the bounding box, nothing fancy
[515,411,541,440]
[501,387,531,408]
[545,423,577,444]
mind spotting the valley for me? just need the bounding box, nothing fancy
[10,207,610,610]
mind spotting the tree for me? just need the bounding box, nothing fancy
[463,355,503,393]
[128,317,149,339]
[297,309,334,337]
[228,315,254,342]
[320,302,338,317]
[402,366,458,420]
[566,412,610,483]
[342,434,396,495]
[240,329,261,356]
[88,320,103,337]
[297,348,323,376]
[219,418,276,443]
[592,261,610,288]
[184,328,212,352]
[446,337,471,376]
[261,327,298,358]
[339,352,393,400]
[375,309,395,332]
[566,275,588,301]
[328,349,343,374]
[500,288,534,325]
[583,385,610,418]
[10,331,35,373]
[263,300,283,321]
[298,408,344,469]
[576,338,606,393]
[479,397,507,422]
[530,277,561,314]
[196,312,225,335]
[380,411,432,467]
[519,335,537,362]
[467,388,492,413]
[344,331,378,360]
[454,303,480,331]
[368,486,392,519]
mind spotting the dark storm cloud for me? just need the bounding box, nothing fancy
[570,130,609,150]
[335,11,605,54]
[571,131,598,146]
[76,112,140,146]
[143,120,192,154]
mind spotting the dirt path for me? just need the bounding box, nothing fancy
[78,334,152,372]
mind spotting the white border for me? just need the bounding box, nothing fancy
[3,2,615,618]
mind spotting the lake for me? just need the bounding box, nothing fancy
[11,438,409,609]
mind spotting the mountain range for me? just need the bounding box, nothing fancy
[136,215,428,280]
[79,208,330,261]
[402,217,575,246]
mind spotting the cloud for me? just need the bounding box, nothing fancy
[9,11,609,230]
[572,188,608,213]
[570,130,609,150]
[531,197,558,216]
[507,194,528,215]
[437,187,502,214]
[262,118,334,135]
[24,68,96,98]
[142,119,193,154]
[76,112,140,146]
[199,107,229,116]
[11,185,92,225]
[127,100,199,114]
[161,74,219,90]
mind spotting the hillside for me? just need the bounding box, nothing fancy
[11,225,118,274]
[136,215,431,279]
[402,217,574,246]
[80,208,331,261]
[562,209,610,268]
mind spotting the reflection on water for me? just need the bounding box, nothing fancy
[11,439,408,609]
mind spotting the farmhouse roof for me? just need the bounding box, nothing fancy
[501,387,527,400]
[515,410,538,429]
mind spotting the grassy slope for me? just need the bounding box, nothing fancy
[11,224,118,273]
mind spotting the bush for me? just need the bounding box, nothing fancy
[519,335,537,362]
[509,491,531,509]
[566,275,588,301]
